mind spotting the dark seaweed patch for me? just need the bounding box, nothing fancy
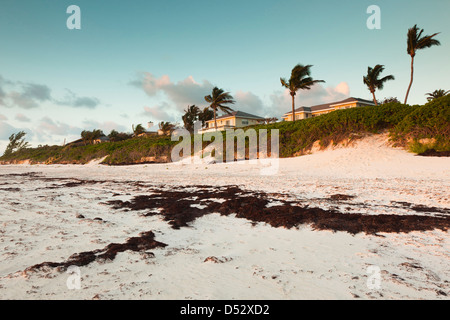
[107,186,449,234]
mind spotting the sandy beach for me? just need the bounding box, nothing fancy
[0,134,448,300]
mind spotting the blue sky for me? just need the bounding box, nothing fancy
[0,0,449,151]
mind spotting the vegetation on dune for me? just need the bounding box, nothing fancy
[0,135,177,165]
[2,96,448,165]
[250,96,449,157]
[390,95,450,153]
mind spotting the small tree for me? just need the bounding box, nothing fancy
[198,107,214,127]
[363,65,395,106]
[108,129,132,142]
[80,129,104,145]
[182,105,200,133]
[380,97,400,104]
[3,131,30,157]
[204,87,235,130]
[158,121,176,135]
[132,124,146,136]
[257,117,278,125]
[425,89,449,101]
[280,64,325,122]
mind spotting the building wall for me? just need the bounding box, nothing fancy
[205,117,261,129]
[283,112,311,121]
[235,118,260,127]
[332,102,358,110]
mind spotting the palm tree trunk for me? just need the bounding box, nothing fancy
[213,108,217,130]
[291,94,296,122]
[404,56,414,104]
[371,91,378,106]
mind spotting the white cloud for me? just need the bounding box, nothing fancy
[34,117,82,144]
[15,113,31,122]
[233,91,267,116]
[131,72,352,122]
[81,120,128,134]
[141,103,180,123]
[0,75,101,109]
[0,121,18,140]
[131,72,214,112]
[5,83,52,109]
[269,82,351,117]
[54,89,101,109]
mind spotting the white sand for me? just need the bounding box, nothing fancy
[0,134,448,299]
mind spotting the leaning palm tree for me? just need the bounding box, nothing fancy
[363,65,395,105]
[425,89,449,101]
[404,25,441,104]
[204,87,235,130]
[182,105,200,133]
[132,123,146,136]
[280,64,324,122]
[158,121,176,135]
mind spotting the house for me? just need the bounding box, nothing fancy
[200,111,265,133]
[282,97,375,121]
[93,135,110,144]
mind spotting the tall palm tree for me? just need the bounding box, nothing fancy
[363,65,395,105]
[425,89,449,101]
[204,87,235,130]
[280,64,324,122]
[404,25,441,104]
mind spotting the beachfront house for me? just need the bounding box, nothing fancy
[282,97,375,121]
[200,111,265,133]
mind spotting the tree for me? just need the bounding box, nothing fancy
[158,121,176,135]
[108,129,132,142]
[3,131,30,157]
[404,25,441,104]
[198,107,214,127]
[81,129,104,145]
[280,64,324,122]
[380,97,400,104]
[425,89,449,101]
[204,87,235,130]
[363,65,395,105]
[257,117,278,125]
[132,124,146,136]
[182,105,200,133]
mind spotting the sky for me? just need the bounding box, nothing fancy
[0,0,449,152]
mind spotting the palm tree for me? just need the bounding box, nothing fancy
[158,121,176,135]
[198,107,214,127]
[132,124,146,136]
[363,65,395,105]
[425,89,449,101]
[204,87,235,130]
[182,105,200,133]
[280,64,324,122]
[404,25,441,104]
